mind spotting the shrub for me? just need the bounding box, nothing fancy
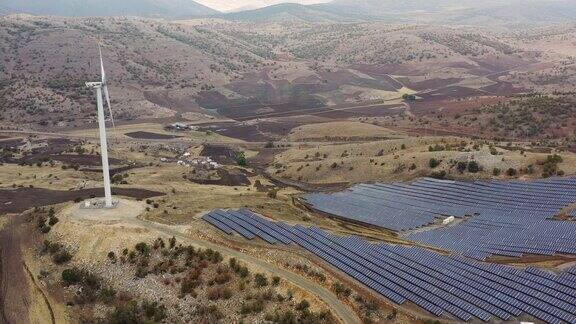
[48,215,59,226]
[107,302,139,324]
[430,170,447,179]
[492,168,501,176]
[240,300,264,314]
[267,189,278,199]
[214,271,231,285]
[135,266,148,278]
[99,287,116,304]
[207,286,232,300]
[332,282,351,297]
[467,161,480,173]
[236,152,247,166]
[53,250,72,264]
[296,299,310,311]
[272,276,281,286]
[135,242,150,256]
[62,267,84,285]
[428,158,441,168]
[142,301,167,321]
[238,266,249,278]
[196,305,223,320]
[506,168,517,176]
[456,161,466,173]
[254,273,268,287]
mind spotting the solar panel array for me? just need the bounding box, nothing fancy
[202,209,576,323]
[305,177,576,259]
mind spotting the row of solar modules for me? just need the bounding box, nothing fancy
[304,177,576,230]
[407,213,576,260]
[202,209,576,324]
[304,177,576,259]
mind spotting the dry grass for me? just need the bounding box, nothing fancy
[271,137,576,184]
[0,164,88,190]
[287,121,403,142]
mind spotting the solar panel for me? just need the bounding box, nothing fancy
[203,209,576,323]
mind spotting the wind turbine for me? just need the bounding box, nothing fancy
[86,45,116,208]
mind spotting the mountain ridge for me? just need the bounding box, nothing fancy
[0,0,220,18]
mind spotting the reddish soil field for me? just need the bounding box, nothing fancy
[351,63,417,76]
[197,89,325,121]
[472,56,530,74]
[481,81,524,96]
[419,86,487,101]
[201,119,310,142]
[0,139,22,149]
[80,164,143,177]
[143,91,204,113]
[316,104,405,119]
[124,131,182,140]
[0,187,164,214]
[9,139,76,164]
[201,122,269,142]
[409,96,505,116]
[188,169,250,187]
[200,144,238,164]
[50,154,123,166]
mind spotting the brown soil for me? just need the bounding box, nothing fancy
[409,96,504,116]
[200,122,270,142]
[50,154,123,166]
[487,254,576,269]
[143,90,205,114]
[0,138,23,149]
[0,215,46,324]
[7,138,76,164]
[200,144,238,164]
[124,131,182,140]
[187,168,250,187]
[0,187,164,214]
[80,164,143,177]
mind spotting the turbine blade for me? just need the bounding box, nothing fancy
[103,85,116,131]
[99,44,106,84]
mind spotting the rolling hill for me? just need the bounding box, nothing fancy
[221,3,358,23]
[0,0,219,18]
[222,0,576,26]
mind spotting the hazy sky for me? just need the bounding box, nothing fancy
[196,0,331,12]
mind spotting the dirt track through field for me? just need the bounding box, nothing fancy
[130,218,360,324]
[0,217,30,324]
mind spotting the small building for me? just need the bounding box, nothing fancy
[442,216,455,225]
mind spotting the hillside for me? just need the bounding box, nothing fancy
[221,3,356,23]
[0,15,274,128]
[0,0,219,18]
[229,0,576,26]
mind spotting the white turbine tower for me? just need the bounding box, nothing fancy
[86,45,115,208]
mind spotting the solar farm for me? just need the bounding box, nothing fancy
[201,177,576,323]
[202,209,576,323]
[304,177,576,260]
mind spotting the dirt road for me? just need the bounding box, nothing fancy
[0,216,59,324]
[131,218,360,324]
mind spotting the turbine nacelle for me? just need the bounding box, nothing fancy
[86,81,103,88]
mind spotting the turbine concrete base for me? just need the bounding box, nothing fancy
[69,198,146,222]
